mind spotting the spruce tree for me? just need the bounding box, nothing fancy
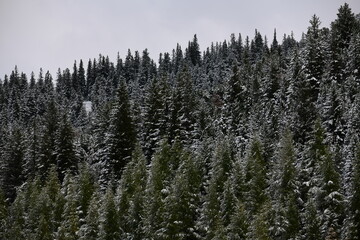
[0,189,8,239]
[305,15,325,101]
[161,151,201,239]
[39,99,59,180]
[107,80,136,180]
[99,186,120,240]
[56,113,77,182]
[57,174,80,240]
[78,191,101,240]
[117,144,147,239]
[2,126,25,201]
[77,163,95,219]
[348,144,360,239]
[271,128,300,239]
[144,140,177,239]
[143,76,170,159]
[245,136,267,215]
[78,60,86,98]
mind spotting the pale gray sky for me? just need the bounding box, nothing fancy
[1,0,360,79]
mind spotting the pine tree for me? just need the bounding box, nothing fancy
[78,191,101,240]
[56,113,77,182]
[77,163,95,219]
[169,67,198,145]
[23,119,40,181]
[250,201,271,240]
[303,198,322,240]
[39,99,59,180]
[331,3,357,50]
[227,201,248,239]
[187,34,201,66]
[199,137,235,239]
[223,64,244,134]
[0,189,8,239]
[305,15,325,101]
[78,60,86,98]
[271,128,300,239]
[24,177,43,239]
[99,186,120,240]
[44,165,64,234]
[6,183,26,239]
[143,76,170,159]
[117,144,147,239]
[57,174,80,240]
[245,136,267,215]
[144,140,179,239]
[35,187,53,240]
[2,126,25,201]
[107,80,136,180]
[347,144,360,239]
[161,151,201,239]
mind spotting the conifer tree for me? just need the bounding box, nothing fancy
[245,136,267,215]
[77,163,95,219]
[6,184,26,239]
[56,113,77,182]
[0,189,8,239]
[99,185,120,240]
[23,177,43,239]
[143,76,170,159]
[57,174,80,240]
[227,201,248,239]
[23,119,40,181]
[169,67,198,145]
[44,165,64,234]
[2,126,25,201]
[35,187,53,240]
[107,80,136,180]
[161,151,201,239]
[305,15,325,101]
[117,144,147,239]
[331,3,357,50]
[250,201,271,240]
[78,60,86,98]
[271,128,300,239]
[347,144,360,239]
[39,99,59,180]
[144,140,179,239]
[187,34,201,66]
[303,198,322,240]
[78,191,101,240]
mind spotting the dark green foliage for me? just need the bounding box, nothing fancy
[1,126,25,201]
[331,3,357,50]
[117,144,147,239]
[0,4,359,239]
[245,136,267,214]
[56,113,77,182]
[161,152,201,239]
[348,144,360,239]
[187,34,201,66]
[107,80,136,180]
[39,99,59,180]
[100,186,120,240]
[0,189,8,239]
[144,76,170,159]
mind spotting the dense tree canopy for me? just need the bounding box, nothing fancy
[0,4,359,239]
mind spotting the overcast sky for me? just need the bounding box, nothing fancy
[1,0,360,79]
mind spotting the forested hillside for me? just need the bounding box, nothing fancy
[1,3,360,239]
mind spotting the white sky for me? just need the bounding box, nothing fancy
[1,0,360,79]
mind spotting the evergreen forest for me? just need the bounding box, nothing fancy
[1,3,360,240]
